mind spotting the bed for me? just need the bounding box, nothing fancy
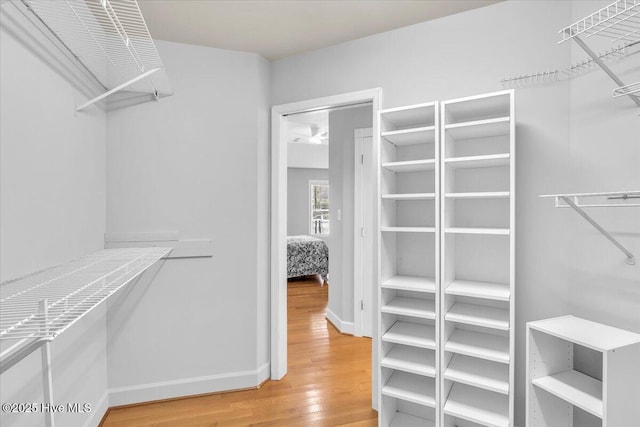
[287,235,329,284]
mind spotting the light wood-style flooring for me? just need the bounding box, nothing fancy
[101,275,377,426]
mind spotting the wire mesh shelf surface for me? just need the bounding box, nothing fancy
[559,0,640,44]
[0,247,170,344]
[23,0,172,96]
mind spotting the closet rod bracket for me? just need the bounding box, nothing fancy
[76,67,160,112]
[571,35,640,109]
[541,193,637,265]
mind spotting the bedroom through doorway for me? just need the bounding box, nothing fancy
[285,103,374,335]
[273,89,380,408]
[285,102,375,394]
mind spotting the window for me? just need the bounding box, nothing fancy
[309,180,329,235]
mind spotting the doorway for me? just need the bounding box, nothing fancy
[271,89,381,404]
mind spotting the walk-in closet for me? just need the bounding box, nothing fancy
[1,1,638,426]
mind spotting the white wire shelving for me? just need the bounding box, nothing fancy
[502,0,640,108]
[558,0,640,45]
[20,0,172,111]
[559,0,640,108]
[540,190,640,265]
[0,247,171,370]
[500,44,630,88]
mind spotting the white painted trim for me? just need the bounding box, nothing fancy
[108,363,270,407]
[104,231,213,258]
[271,88,382,383]
[325,308,354,335]
[105,239,213,258]
[105,231,180,243]
[82,391,109,427]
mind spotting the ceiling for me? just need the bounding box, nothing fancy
[138,0,502,60]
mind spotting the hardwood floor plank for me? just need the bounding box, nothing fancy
[102,276,377,426]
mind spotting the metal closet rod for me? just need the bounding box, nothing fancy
[540,191,639,265]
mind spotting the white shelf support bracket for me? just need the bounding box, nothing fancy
[39,299,55,427]
[76,68,160,112]
[558,195,636,265]
[571,36,640,108]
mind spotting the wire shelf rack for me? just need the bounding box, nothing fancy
[501,43,631,89]
[21,0,172,109]
[559,0,640,44]
[0,247,170,346]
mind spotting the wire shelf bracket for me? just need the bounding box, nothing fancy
[76,67,160,111]
[559,0,640,109]
[20,0,172,111]
[540,191,639,265]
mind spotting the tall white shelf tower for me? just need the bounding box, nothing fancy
[439,90,515,427]
[378,102,440,426]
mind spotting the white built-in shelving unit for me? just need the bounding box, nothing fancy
[440,90,515,427]
[377,91,515,426]
[527,315,640,426]
[379,102,440,426]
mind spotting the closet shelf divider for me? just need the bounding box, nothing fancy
[382,322,436,349]
[444,153,510,169]
[444,354,510,395]
[381,276,436,293]
[445,279,511,301]
[382,159,436,172]
[381,346,436,377]
[531,370,603,418]
[445,302,510,330]
[382,297,436,319]
[443,384,509,427]
[445,329,510,364]
[382,372,436,407]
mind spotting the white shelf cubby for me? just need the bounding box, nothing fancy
[527,315,640,427]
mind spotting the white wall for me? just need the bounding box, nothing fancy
[327,106,373,324]
[288,143,329,169]
[0,3,108,427]
[287,168,329,236]
[105,40,271,405]
[566,1,640,332]
[564,4,640,424]
[271,2,575,425]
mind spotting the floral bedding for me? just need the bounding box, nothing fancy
[287,235,329,282]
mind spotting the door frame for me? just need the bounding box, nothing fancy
[270,88,381,380]
[353,128,374,338]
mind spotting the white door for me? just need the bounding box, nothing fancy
[354,128,373,338]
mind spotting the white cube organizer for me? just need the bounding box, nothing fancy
[527,315,640,427]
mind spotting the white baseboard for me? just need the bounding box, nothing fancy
[108,362,270,407]
[84,391,109,427]
[326,308,354,335]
